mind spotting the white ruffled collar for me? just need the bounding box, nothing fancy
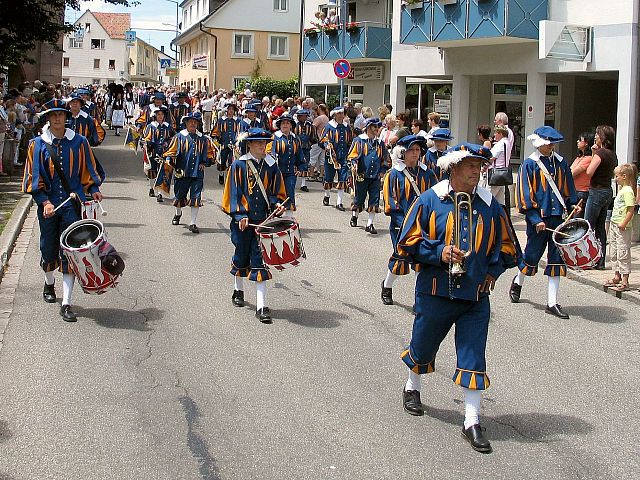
[431,180,492,206]
[240,152,276,167]
[41,125,75,144]
[180,128,202,137]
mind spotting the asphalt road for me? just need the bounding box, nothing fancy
[0,133,639,479]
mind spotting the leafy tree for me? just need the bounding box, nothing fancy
[250,76,299,100]
[0,0,134,68]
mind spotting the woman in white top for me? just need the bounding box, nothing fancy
[488,124,510,205]
[378,114,398,147]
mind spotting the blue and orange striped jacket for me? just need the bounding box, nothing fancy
[163,130,215,178]
[143,121,175,158]
[267,131,304,176]
[213,115,241,146]
[169,101,192,130]
[320,119,354,161]
[347,133,389,179]
[67,111,105,147]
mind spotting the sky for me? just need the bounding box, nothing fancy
[65,0,179,57]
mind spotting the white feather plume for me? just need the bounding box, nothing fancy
[391,145,406,166]
[437,150,473,172]
[527,133,551,148]
[235,131,249,148]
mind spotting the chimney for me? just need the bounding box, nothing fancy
[161,46,165,53]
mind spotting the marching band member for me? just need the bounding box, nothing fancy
[163,112,214,234]
[78,88,97,118]
[347,118,389,234]
[136,92,170,132]
[65,92,105,147]
[320,106,354,211]
[240,104,264,132]
[397,143,517,453]
[213,102,241,185]
[424,128,453,181]
[381,135,437,305]
[143,106,174,202]
[169,91,192,131]
[294,108,314,192]
[222,128,286,323]
[22,99,104,322]
[267,113,304,215]
[509,126,579,319]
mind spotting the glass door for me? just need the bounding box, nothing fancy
[493,97,525,163]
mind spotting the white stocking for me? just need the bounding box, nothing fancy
[384,271,397,289]
[548,276,560,307]
[256,281,266,310]
[234,276,244,292]
[190,207,199,225]
[367,212,376,226]
[463,388,482,429]
[515,270,526,286]
[405,370,421,392]
[337,189,344,204]
[44,271,55,286]
[62,273,75,306]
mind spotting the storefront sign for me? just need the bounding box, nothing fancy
[192,54,208,70]
[347,65,383,81]
[165,68,178,77]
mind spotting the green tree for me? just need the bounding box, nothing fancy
[0,0,134,68]
[250,76,299,100]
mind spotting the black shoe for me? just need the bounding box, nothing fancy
[148,188,155,197]
[323,196,330,206]
[365,224,377,234]
[300,185,309,192]
[156,194,163,203]
[462,424,492,453]
[545,304,569,319]
[231,290,245,307]
[403,389,424,416]
[256,307,272,323]
[381,281,393,305]
[43,283,56,303]
[218,175,224,185]
[509,276,522,303]
[172,214,181,225]
[189,224,200,234]
[350,216,358,227]
[412,304,416,315]
[336,203,345,212]
[60,305,77,322]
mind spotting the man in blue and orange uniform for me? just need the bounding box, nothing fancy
[65,92,105,147]
[136,92,170,132]
[294,108,314,193]
[143,106,175,202]
[163,112,214,233]
[77,88,97,118]
[240,104,264,132]
[424,128,453,181]
[222,128,286,323]
[267,113,304,216]
[397,143,517,453]
[213,102,241,185]
[22,99,104,322]
[346,118,389,234]
[320,106,354,211]
[380,135,437,305]
[169,91,192,131]
[509,126,579,319]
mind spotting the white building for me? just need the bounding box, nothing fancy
[62,11,131,86]
[158,47,177,86]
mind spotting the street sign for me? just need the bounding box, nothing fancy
[165,68,178,77]
[333,59,351,79]
[124,30,136,47]
[159,59,172,69]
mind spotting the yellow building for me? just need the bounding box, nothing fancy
[175,0,301,92]
[128,38,162,86]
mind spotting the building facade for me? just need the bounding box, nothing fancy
[129,38,162,86]
[174,0,301,92]
[62,11,131,85]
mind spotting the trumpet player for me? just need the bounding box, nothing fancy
[213,102,241,185]
[143,106,174,202]
[319,107,354,210]
[397,144,518,453]
[346,118,389,234]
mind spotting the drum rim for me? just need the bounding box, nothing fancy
[256,218,297,234]
[553,218,591,245]
[60,219,105,250]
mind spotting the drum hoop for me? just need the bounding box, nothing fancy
[554,219,592,245]
[61,219,105,251]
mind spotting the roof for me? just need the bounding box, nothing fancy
[91,11,131,39]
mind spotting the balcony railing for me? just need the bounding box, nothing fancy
[400,0,548,45]
[303,22,392,62]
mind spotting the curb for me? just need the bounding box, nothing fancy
[0,197,33,284]
[565,267,640,306]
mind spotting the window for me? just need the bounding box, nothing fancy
[91,39,105,49]
[69,37,83,48]
[183,11,188,28]
[109,59,115,70]
[92,78,101,85]
[85,23,91,33]
[63,57,70,67]
[189,5,193,25]
[273,0,288,11]
[268,35,289,59]
[232,33,253,57]
[93,59,100,69]
[233,77,251,90]
[138,63,142,73]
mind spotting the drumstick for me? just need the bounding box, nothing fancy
[546,227,571,238]
[565,199,584,223]
[53,193,77,213]
[97,201,108,217]
[246,223,276,230]
[259,196,290,227]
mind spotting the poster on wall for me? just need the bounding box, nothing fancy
[192,54,208,70]
[434,93,451,128]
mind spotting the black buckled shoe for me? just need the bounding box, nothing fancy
[256,307,272,324]
[43,283,56,303]
[509,276,522,303]
[336,203,345,212]
[189,224,200,234]
[156,194,163,203]
[300,185,309,192]
[218,175,225,185]
[323,196,330,206]
[462,424,492,453]
[365,224,378,234]
[381,281,393,305]
[545,304,569,319]
[232,290,245,307]
[60,305,77,323]
[403,389,424,416]
[172,214,181,225]
[148,188,155,197]
[350,216,358,227]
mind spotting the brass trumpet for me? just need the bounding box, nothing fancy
[450,192,474,276]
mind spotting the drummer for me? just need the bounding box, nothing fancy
[509,126,579,319]
[222,128,286,323]
[22,99,104,322]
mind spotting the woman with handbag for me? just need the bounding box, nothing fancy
[487,125,512,211]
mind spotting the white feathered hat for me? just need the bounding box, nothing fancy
[437,143,492,172]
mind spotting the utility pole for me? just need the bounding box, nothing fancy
[339,0,347,105]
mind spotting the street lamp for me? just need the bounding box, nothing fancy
[163,0,180,62]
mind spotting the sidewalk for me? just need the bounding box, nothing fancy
[510,212,640,304]
[0,174,26,235]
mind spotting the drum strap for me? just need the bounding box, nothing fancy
[246,158,271,209]
[402,168,422,197]
[44,142,83,216]
[533,154,566,211]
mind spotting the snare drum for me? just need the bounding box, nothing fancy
[60,220,125,294]
[255,219,306,271]
[552,219,602,270]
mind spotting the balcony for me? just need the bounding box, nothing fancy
[400,0,548,46]
[303,22,392,62]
